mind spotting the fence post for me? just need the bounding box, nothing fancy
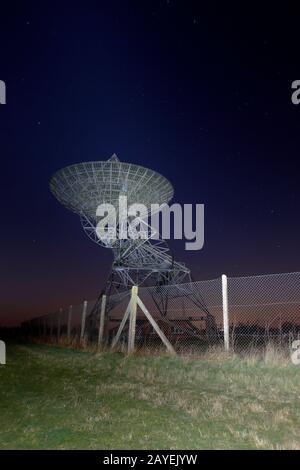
[137,296,176,355]
[80,301,88,342]
[111,299,132,349]
[221,274,230,351]
[57,308,62,341]
[67,305,73,340]
[50,316,53,338]
[128,286,138,353]
[98,295,107,347]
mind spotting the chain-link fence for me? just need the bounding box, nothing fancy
[228,272,300,352]
[21,271,300,354]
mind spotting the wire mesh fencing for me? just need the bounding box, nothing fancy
[21,271,300,354]
[24,300,96,345]
[134,278,223,353]
[228,272,300,352]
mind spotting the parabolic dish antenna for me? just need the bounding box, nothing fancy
[50,154,192,321]
[50,154,214,342]
[50,154,174,221]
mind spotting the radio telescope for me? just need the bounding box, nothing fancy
[50,154,214,338]
[50,155,191,293]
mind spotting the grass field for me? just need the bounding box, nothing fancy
[0,343,300,449]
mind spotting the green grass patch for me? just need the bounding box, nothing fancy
[0,343,300,449]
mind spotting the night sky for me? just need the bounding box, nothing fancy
[1,2,300,326]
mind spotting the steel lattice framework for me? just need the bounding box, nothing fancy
[50,155,191,294]
[50,155,213,336]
